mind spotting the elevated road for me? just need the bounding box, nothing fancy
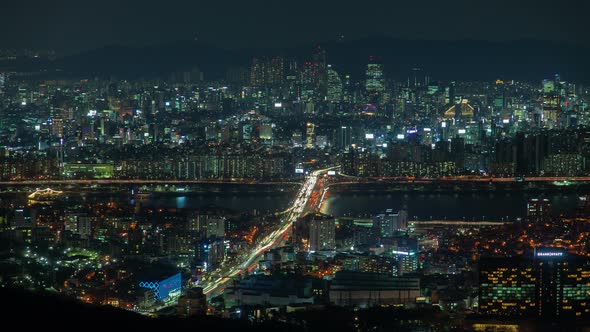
[202,166,338,298]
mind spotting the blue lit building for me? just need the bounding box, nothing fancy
[139,272,182,301]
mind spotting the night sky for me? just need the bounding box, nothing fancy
[1,0,588,54]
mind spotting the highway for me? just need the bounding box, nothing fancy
[202,166,337,298]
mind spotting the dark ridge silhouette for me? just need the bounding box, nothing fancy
[2,37,589,83]
[0,288,288,331]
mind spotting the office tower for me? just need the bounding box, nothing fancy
[327,65,343,103]
[542,78,561,128]
[478,250,590,319]
[365,55,384,93]
[479,257,537,317]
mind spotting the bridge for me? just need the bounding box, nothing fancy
[1,176,589,187]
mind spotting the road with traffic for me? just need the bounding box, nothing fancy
[201,166,337,298]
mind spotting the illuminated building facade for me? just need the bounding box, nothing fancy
[365,56,384,93]
[479,257,537,317]
[294,213,335,252]
[479,250,590,319]
[309,214,335,251]
[327,65,343,103]
[63,163,113,179]
[139,272,182,302]
[542,78,561,128]
[376,209,409,237]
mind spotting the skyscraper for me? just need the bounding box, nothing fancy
[312,46,328,98]
[478,250,590,319]
[365,55,385,93]
[327,65,343,103]
[479,257,537,317]
[542,77,561,128]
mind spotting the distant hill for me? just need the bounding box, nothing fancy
[3,37,589,83]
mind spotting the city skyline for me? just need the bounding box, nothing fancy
[3,2,590,330]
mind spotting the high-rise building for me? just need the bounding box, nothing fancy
[250,56,284,88]
[309,214,335,251]
[478,250,590,319]
[196,237,226,272]
[376,209,408,237]
[294,213,335,252]
[337,126,352,152]
[266,57,284,86]
[312,46,328,98]
[250,57,266,88]
[327,65,343,103]
[365,55,384,93]
[479,257,538,317]
[542,78,561,128]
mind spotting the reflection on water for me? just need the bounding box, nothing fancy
[143,193,293,214]
[73,187,588,220]
[321,191,583,220]
[175,196,186,209]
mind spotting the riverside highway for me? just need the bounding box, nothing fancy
[201,166,337,298]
